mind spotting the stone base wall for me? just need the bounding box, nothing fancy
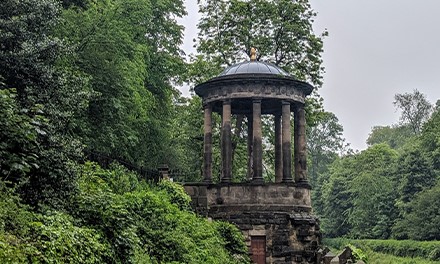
[184,183,321,264]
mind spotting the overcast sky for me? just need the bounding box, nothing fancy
[179,0,440,151]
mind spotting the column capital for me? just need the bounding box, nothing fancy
[281,100,291,106]
[203,102,212,109]
[274,110,282,117]
[222,99,232,105]
[252,97,262,103]
[293,102,305,111]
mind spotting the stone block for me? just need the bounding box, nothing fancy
[184,186,196,196]
[254,225,266,230]
[184,183,320,263]
[198,186,207,196]
[197,196,208,207]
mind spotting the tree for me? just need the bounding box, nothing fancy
[321,144,399,239]
[396,146,436,204]
[307,112,347,215]
[347,144,398,239]
[419,104,440,171]
[394,89,433,134]
[0,0,90,208]
[321,156,354,237]
[59,0,186,167]
[169,96,204,181]
[391,144,437,239]
[366,125,413,149]
[395,181,440,240]
[195,0,326,87]
[0,89,41,183]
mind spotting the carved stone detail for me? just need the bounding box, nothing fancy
[202,81,306,106]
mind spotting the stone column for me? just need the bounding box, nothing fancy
[274,113,283,183]
[252,98,263,183]
[221,100,232,183]
[247,115,253,181]
[282,101,293,182]
[294,104,308,182]
[203,103,212,183]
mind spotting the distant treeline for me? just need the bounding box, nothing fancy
[311,91,440,241]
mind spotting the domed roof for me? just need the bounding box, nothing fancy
[219,61,290,77]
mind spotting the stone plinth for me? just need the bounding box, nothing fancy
[184,183,321,264]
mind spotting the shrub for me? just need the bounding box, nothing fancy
[72,162,247,263]
[215,221,250,263]
[0,184,110,263]
[348,244,368,262]
[156,179,191,211]
[28,212,111,263]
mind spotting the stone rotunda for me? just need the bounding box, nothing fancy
[184,49,321,264]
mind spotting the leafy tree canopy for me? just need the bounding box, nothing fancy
[366,125,413,149]
[190,0,326,87]
[394,89,433,134]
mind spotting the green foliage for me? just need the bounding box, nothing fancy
[393,181,440,241]
[71,162,247,263]
[321,144,398,239]
[366,125,413,149]
[169,96,204,181]
[348,244,368,262]
[28,212,110,263]
[308,111,347,215]
[195,0,326,86]
[321,90,439,240]
[59,0,186,167]
[0,182,33,236]
[0,163,248,263]
[0,182,110,263]
[394,89,433,134]
[324,238,440,261]
[215,221,249,263]
[367,251,439,264]
[321,156,354,237]
[396,146,436,204]
[157,179,192,211]
[420,106,440,170]
[0,89,41,183]
[348,144,398,239]
[0,0,91,209]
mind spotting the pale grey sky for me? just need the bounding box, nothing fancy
[179,0,440,151]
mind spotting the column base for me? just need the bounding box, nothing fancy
[221,178,232,183]
[294,180,312,189]
[252,178,264,184]
[282,178,294,183]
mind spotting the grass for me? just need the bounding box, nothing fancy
[324,238,440,264]
[366,250,440,264]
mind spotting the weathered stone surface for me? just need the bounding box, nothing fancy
[191,59,321,263]
[184,183,320,263]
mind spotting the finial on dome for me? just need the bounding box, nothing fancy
[250,47,257,61]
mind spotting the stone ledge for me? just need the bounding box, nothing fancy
[209,204,312,213]
[184,182,309,188]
